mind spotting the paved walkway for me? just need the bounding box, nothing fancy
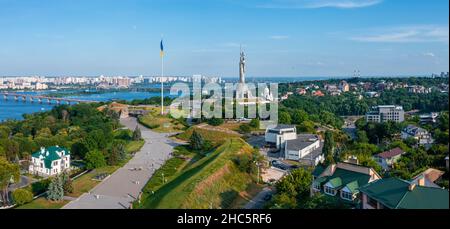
[243,187,273,209]
[63,117,177,209]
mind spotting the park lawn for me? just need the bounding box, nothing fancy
[138,138,256,209]
[138,107,186,133]
[125,140,145,154]
[16,197,69,209]
[219,122,242,131]
[177,126,240,146]
[67,166,119,198]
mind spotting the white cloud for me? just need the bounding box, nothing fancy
[350,25,449,43]
[257,0,382,9]
[269,35,290,40]
[423,52,435,57]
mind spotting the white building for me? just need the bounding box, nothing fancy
[419,113,439,124]
[284,134,324,166]
[265,125,297,150]
[29,146,71,177]
[373,147,405,171]
[366,105,405,123]
[401,125,434,145]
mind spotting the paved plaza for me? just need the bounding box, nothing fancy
[63,117,177,209]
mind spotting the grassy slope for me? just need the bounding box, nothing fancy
[138,107,186,133]
[138,138,255,209]
[177,126,240,146]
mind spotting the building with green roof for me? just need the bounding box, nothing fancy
[29,146,71,177]
[311,162,382,206]
[359,177,449,209]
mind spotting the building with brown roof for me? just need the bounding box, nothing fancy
[373,147,405,171]
[411,168,445,188]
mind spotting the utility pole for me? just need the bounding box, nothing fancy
[160,37,165,115]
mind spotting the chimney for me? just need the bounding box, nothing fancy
[417,175,426,187]
[408,183,416,191]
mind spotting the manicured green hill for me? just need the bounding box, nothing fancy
[137,138,255,209]
[176,126,240,146]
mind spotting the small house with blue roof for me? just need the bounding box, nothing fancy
[29,146,71,177]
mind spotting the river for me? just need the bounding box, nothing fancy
[0,90,165,121]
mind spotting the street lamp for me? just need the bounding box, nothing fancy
[254,161,260,184]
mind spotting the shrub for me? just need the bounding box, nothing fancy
[207,118,224,126]
[239,124,251,134]
[12,189,33,205]
[190,130,204,150]
[85,150,106,169]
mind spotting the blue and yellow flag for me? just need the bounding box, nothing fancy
[160,39,164,58]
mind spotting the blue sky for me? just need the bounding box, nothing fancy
[0,0,448,77]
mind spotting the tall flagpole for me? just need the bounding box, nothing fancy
[161,38,164,115]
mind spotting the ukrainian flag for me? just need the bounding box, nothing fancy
[160,39,164,58]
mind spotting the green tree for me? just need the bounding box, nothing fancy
[323,131,335,165]
[70,141,89,160]
[270,193,297,209]
[132,125,142,141]
[239,124,252,134]
[85,150,106,169]
[404,137,418,148]
[303,194,350,209]
[47,175,64,201]
[279,111,292,124]
[356,130,369,143]
[108,142,127,166]
[298,121,316,133]
[292,110,309,125]
[0,158,20,205]
[189,131,204,150]
[271,168,312,209]
[12,188,33,206]
[249,119,260,129]
[61,172,74,194]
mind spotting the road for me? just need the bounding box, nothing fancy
[243,187,273,209]
[63,117,178,209]
[8,175,36,192]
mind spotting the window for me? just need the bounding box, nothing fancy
[324,186,336,196]
[313,182,321,191]
[341,191,353,201]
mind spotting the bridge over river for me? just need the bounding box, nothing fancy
[1,92,99,105]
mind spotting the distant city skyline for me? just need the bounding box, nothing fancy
[0,0,448,77]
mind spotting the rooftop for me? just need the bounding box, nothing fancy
[413,168,445,183]
[268,124,296,130]
[376,147,405,159]
[359,178,449,209]
[285,134,320,151]
[32,146,70,169]
[314,165,373,195]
